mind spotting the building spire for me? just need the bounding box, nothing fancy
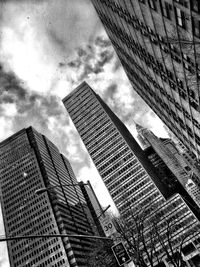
[134,121,147,134]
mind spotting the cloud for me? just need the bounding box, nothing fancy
[47,28,67,52]
[0,0,101,93]
[0,65,70,145]
[0,66,27,103]
[67,36,114,82]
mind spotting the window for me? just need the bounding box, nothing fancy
[183,61,192,71]
[161,2,172,19]
[174,0,188,7]
[191,0,200,13]
[182,243,196,256]
[148,0,157,10]
[188,88,196,100]
[177,78,183,88]
[175,7,186,28]
[192,16,200,38]
[183,53,191,62]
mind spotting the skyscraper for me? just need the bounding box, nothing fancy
[63,81,166,216]
[90,0,200,161]
[63,81,200,266]
[136,123,189,187]
[136,122,200,207]
[0,127,98,267]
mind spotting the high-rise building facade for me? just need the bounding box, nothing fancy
[90,0,200,161]
[0,127,97,267]
[63,81,200,266]
[63,82,166,216]
[63,82,200,266]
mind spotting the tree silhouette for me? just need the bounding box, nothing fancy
[112,201,199,267]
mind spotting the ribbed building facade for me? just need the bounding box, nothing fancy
[63,81,200,266]
[0,127,97,267]
[90,0,200,162]
[63,82,165,216]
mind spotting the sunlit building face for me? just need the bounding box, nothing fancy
[0,127,95,267]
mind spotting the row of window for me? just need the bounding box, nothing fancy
[77,108,103,131]
[101,153,134,178]
[105,158,139,183]
[0,146,32,169]
[99,148,130,172]
[121,194,163,219]
[9,212,52,235]
[106,163,142,186]
[95,139,124,164]
[80,116,109,139]
[15,249,64,266]
[73,105,101,129]
[0,134,29,159]
[92,135,123,159]
[84,121,112,146]
[14,241,61,262]
[3,169,39,196]
[89,129,118,154]
[105,14,199,105]
[64,84,91,111]
[5,198,49,220]
[69,92,94,114]
[97,143,127,168]
[111,171,149,196]
[113,173,150,200]
[8,208,51,230]
[118,187,158,210]
[105,0,200,33]
[70,97,97,120]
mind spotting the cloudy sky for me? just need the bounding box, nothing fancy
[0,0,169,265]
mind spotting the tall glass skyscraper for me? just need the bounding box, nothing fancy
[63,81,200,266]
[63,82,165,216]
[0,127,97,267]
[90,0,200,162]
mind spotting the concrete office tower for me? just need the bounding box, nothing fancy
[63,82,200,266]
[90,0,200,161]
[0,127,97,267]
[136,123,200,207]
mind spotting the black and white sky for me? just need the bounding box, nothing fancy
[0,0,168,265]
